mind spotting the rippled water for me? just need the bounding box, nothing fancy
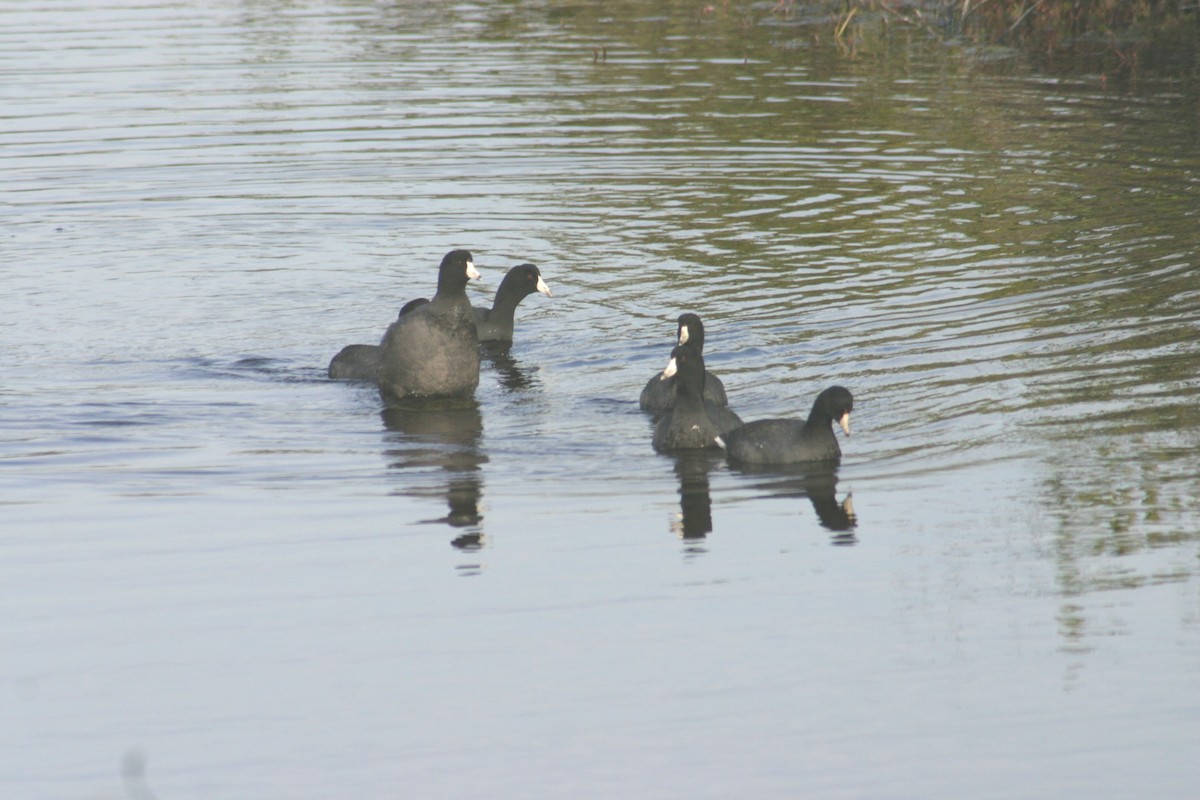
[3,2,1200,798]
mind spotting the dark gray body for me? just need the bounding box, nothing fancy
[654,397,742,452]
[652,345,742,452]
[472,305,517,344]
[640,369,727,412]
[721,386,853,466]
[722,418,840,465]
[653,398,724,451]
[378,294,479,400]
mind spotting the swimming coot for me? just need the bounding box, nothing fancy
[378,250,481,401]
[652,345,743,452]
[640,312,728,412]
[472,263,551,344]
[718,386,853,465]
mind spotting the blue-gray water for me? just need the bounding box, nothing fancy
[3,2,1199,798]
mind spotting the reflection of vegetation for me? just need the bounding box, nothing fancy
[954,0,1195,65]
[806,0,1199,75]
[1043,436,1199,653]
[549,0,1198,76]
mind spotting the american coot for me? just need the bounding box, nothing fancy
[717,386,853,465]
[378,250,482,401]
[640,312,728,412]
[472,264,552,344]
[328,298,430,381]
[652,345,743,452]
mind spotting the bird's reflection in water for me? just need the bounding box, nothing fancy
[121,749,157,800]
[731,462,858,544]
[480,342,540,392]
[671,451,724,553]
[381,399,488,555]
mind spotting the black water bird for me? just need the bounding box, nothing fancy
[640,313,728,412]
[472,263,552,344]
[718,386,853,465]
[652,345,743,452]
[378,250,481,401]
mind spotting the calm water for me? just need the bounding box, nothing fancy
[3,2,1199,798]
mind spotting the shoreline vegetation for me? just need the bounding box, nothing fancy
[782,0,1200,76]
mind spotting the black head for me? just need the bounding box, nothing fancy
[436,249,480,293]
[676,313,706,352]
[811,385,854,435]
[661,343,707,396]
[498,263,552,300]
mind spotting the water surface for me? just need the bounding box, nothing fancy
[2,2,1199,798]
